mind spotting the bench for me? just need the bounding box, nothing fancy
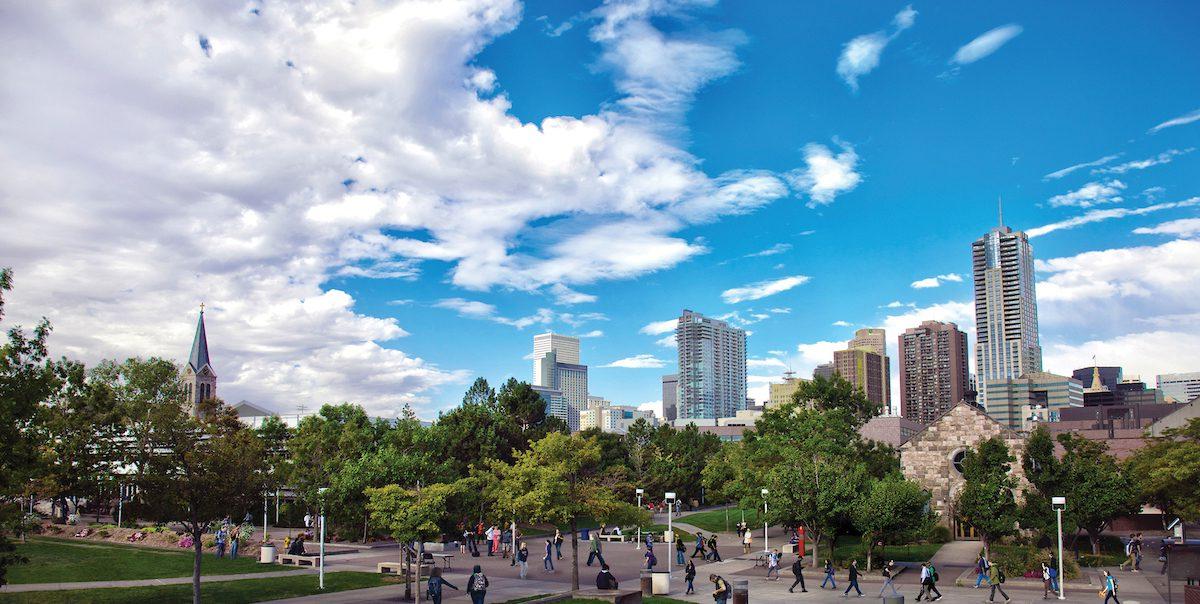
[597,534,627,542]
[277,553,320,567]
[572,588,642,604]
[377,561,435,575]
[429,552,455,569]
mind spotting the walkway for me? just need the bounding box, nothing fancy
[0,568,313,593]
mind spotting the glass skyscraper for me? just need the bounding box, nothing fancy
[676,309,747,420]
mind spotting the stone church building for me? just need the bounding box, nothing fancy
[181,305,217,416]
[900,402,1028,539]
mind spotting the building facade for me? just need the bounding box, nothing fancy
[1157,371,1200,404]
[768,372,805,408]
[972,222,1043,406]
[533,332,580,382]
[1072,366,1123,393]
[580,398,657,434]
[661,374,679,422]
[676,309,747,420]
[532,332,588,430]
[984,371,1083,429]
[813,362,836,380]
[899,321,970,424]
[833,348,888,409]
[181,306,216,416]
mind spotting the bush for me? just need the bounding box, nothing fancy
[928,525,952,544]
[98,530,111,538]
[203,538,215,548]
[992,544,1081,580]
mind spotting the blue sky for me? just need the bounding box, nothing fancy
[2,1,1198,417]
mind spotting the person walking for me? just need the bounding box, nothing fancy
[1133,533,1144,572]
[685,560,697,594]
[789,555,808,593]
[879,560,900,598]
[974,552,991,588]
[692,531,707,559]
[596,564,619,589]
[708,534,722,562]
[1041,562,1052,599]
[517,542,529,579]
[926,562,943,601]
[543,539,555,572]
[766,549,781,580]
[645,545,657,570]
[427,567,459,604]
[230,524,241,559]
[554,529,564,560]
[821,559,837,589]
[842,559,863,597]
[675,534,686,565]
[488,525,498,557]
[743,530,753,554]
[461,527,470,554]
[1119,534,1137,571]
[467,565,489,604]
[1047,556,1060,595]
[587,534,605,567]
[710,574,731,604]
[503,528,513,563]
[1101,569,1121,604]
[215,525,227,558]
[987,560,1009,602]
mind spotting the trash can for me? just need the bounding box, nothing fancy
[259,544,276,564]
[883,596,904,604]
[732,579,749,604]
[652,571,670,595]
[640,570,653,596]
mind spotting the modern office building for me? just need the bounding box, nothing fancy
[1075,365,1165,407]
[898,321,970,424]
[676,309,747,420]
[813,362,836,380]
[845,327,890,408]
[1072,366,1123,393]
[532,333,587,430]
[768,372,805,408]
[661,374,679,422]
[984,371,1083,429]
[579,398,657,434]
[834,348,889,409]
[972,218,1043,409]
[1157,372,1200,404]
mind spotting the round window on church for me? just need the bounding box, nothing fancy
[951,449,967,476]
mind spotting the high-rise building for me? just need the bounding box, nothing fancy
[973,216,1043,413]
[1072,366,1123,393]
[846,328,890,408]
[661,374,679,421]
[182,305,216,416]
[676,309,747,420]
[768,372,806,408]
[899,321,970,424]
[813,362,836,380]
[531,333,587,430]
[1157,372,1200,404]
[985,371,1082,429]
[834,348,888,409]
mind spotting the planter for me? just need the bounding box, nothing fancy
[260,544,276,563]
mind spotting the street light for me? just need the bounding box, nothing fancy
[1052,496,1066,600]
[636,488,644,550]
[761,488,769,553]
[666,492,677,575]
[318,487,329,590]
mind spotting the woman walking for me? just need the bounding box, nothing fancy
[743,530,752,554]
[1102,570,1121,604]
[675,535,686,565]
[842,559,863,597]
[821,559,837,589]
[685,560,697,594]
[766,549,781,580]
[467,565,489,604]
[427,568,459,604]
[554,529,564,560]
[517,542,529,579]
[543,539,555,572]
[645,544,657,570]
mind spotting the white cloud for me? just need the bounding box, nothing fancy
[745,243,792,257]
[637,399,664,418]
[433,298,599,331]
[950,24,1023,65]
[548,283,597,305]
[799,230,816,236]
[1043,154,1122,180]
[882,300,914,309]
[1027,197,1200,238]
[836,5,917,91]
[721,275,811,304]
[435,298,499,319]
[1149,108,1200,134]
[1134,218,1200,238]
[748,357,789,370]
[640,318,678,335]
[769,307,791,314]
[1047,180,1126,208]
[655,335,677,348]
[787,142,862,207]
[832,320,852,327]
[1093,148,1193,175]
[1043,330,1200,380]
[601,354,668,369]
[910,273,963,289]
[577,329,605,338]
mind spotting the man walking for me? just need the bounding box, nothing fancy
[675,534,686,565]
[987,560,1009,602]
[1119,534,1137,571]
[842,559,863,597]
[879,560,900,598]
[543,539,554,572]
[587,534,605,567]
[708,534,722,562]
[516,542,529,579]
[1133,533,1144,572]
[766,549,780,580]
[711,574,731,604]
[789,555,808,593]
[974,552,991,588]
[692,531,707,559]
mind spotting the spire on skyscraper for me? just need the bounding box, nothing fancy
[998,195,1004,228]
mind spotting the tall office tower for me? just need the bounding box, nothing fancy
[661,374,679,421]
[676,309,747,420]
[531,333,587,430]
[898,321,970,424]
[813,362,836,380]
[847,327,890,408]
[973,215,1042,413]
[834,348,888,409]
[1156,372,1200,404]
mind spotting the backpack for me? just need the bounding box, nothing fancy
[469,573,488,592]
[931,565,939,582]
[997,569,1006,584]
[427,578,441,599]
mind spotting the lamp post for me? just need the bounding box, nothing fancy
[761,488,769,553]
[635,488,644,550]
[666,492,677,575]
[1052,496,1066,600]
[318,487,328,590]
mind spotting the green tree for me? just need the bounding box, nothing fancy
[793,374,881,424]
[461,377,497,408]
[367,479,473,600]
[486,432,647,590]
[1126,418,1200,523]
[955,437,1019,556]
[853,475,934,570]
[1055,433,1140,554]
[139,400,268,604]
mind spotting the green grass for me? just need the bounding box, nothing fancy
[675,508,760,534]
[8,538,276,584]
[500,594,554,604]
[642,525,694,543]
[0,572,396,604]
[829,535,941,566]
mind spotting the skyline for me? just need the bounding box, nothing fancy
[2,1,1198,418]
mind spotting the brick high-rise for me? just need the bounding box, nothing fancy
[899,320,970,424]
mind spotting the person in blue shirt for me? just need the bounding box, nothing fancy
[1102,570,1121,604]
[543,539,554,571]
[426,567,459,604]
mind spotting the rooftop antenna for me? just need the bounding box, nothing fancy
[997,195,1004,227]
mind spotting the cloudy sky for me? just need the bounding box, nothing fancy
[2,0,1198,418]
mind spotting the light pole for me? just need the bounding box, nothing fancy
[635,488,644,550]
[1052,496,1066,600]
[318,487,328,590]
[666,492,677,575]
[761,488,769,553]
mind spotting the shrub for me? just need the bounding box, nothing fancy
[98,530,111,538]
[928,525,952,544]
[203,537,215,548]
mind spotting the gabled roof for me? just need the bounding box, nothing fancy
[188,308,213,375]
[900,401,1021,450]
[231,400,275,418]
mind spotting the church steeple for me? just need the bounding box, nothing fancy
[182,304,217,414]
[188,303,212,374]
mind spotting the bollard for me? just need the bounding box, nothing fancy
[640,570,653,596]
[883,596,904,604]
[732,579,748,604]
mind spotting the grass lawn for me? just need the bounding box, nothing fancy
[642,525,694,543]
[676,508,760,534]
[8,538,276,584]
[826,535,941,566]
[0,572,397,603]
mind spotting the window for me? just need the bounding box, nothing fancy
[951,449,967,476]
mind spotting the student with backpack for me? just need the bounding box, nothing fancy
[685,560,697,594]
[645,545,657,570]
[987,561,1009,602]
[676,535,686,565]
[766,549,781,580]
[426,567,459,604]
[974,552,991,588]
[543,539,554,572]
[1102,569,1121,604]
[692,532,707,559]
[587,535,605,567]
[1119,534,1137,572]
[467,565,489,604]
[1047,556,1060,596]
[821,559,837,589]
[708,534,722,562]
[916,562,942,601]
[842,559,863,597]
[879,560,900,598]
[710,574,731,604]
[789,555,808,593]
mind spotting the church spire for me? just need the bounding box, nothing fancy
[188,304,212,373]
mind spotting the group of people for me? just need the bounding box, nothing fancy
[425,566,491,604]
[689,531,723,562]
[213,514,253,559]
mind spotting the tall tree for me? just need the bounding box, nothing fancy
[461,377,497,409]
[486,432,647,590]
[793,374,881,424]
[1126,418,1200,523]
[853,475,934,570]
[1055,434,1140,554]
[955,437,1019,556]
[367,479,474,600]
[287,403,386,536]
[139,400,268,604]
